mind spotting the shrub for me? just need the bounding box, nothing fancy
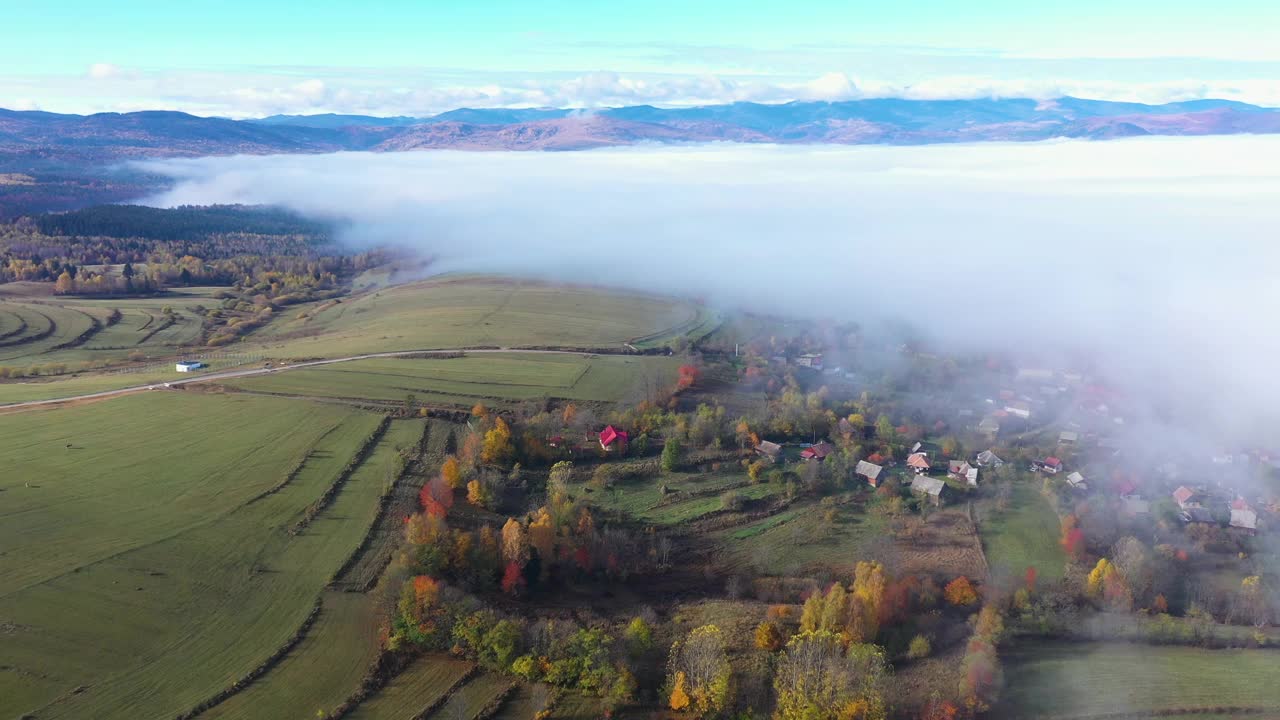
[755,620,785,652]
[721,490,743,512]
[907,634,931,659]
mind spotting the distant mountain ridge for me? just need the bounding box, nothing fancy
[1,97,1278,162]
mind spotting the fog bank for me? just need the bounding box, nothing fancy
[137,137,1280,441]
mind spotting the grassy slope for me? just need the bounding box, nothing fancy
[345,654,474,720]
[1000,642,1280,717]
[712,499,890,575]
[980,482,1067,583]
[199,592,381,720]
[225,353,680,406]
[252,277,698,358]
[198,418,426,720]
[426,673,513,720]
[0,394,385,720]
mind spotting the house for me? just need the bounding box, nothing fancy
[910,476,948,506]
[948,460,978,486]
[838,418,857,436]
[1035,457,1062,474]
[1004,401,1032,419]
[975,449,1004,468]
[1059,431,1079,445]
[548,436,565,448]
[1172,486,1202,510]
[755,440,782,462]
[1230,508,1259,533]
[911,442,922,454]
[906,452,931,474]
[175,360,206,373]
[598,425,629,452]
[1065,471,1088,490]
[795,353,824,370]
[977,416,1001,438]
[855,460,884,487]
[800,441,835,462]
[1180,507,1216,524]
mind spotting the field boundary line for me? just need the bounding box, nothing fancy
[473,680,520,720]
[291,416,392,535]
[178,597,324,720]
[409,665,481,720]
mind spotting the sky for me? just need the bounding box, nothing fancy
[138,135,1280,445]
[4,0,1280,116]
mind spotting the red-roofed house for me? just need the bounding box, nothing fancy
[800,442,835,461]
[599,426,629,451]
[1172,486,1201,509]
[1115,478,1137,497]
[1035,456,1062,474]
[907,452,931,474]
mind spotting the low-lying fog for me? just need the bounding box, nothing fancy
[137,136,1280,444]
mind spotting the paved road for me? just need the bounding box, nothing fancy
[0,347,606,411]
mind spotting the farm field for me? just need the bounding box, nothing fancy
[712,498,891,575]
[0,393,391,720]
[344,654,474,720]
[249,276,701,358]
[491,681,552,720]
[979,482,1067,584]
[425,672,514,720]
[576,469,756,517]
[224,352,681,407]
[998,642,1280,718]
[0,288,217,370]
[199,591,381,720]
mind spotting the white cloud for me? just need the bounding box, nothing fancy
[3,62,1279,118]
[136,136,1280,445]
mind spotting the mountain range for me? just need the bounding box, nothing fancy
[2,97,1279,162]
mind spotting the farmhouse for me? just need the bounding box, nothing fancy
[906,452,931,474]
[800,441,835,461]
[1034,456,1062,474]
[948,460,978,486]
[754,440,782,462]
[976,449,1004,467]
[598,425,629,452]
[1121,496,1151,516]
[175,360,206,372]
[855,459,884,487]
[977,416,1001,438]
[1065,471,1088,490]
[1172,486,1202,509]
[1004,400,1032,419]
[1230,507,1259,533]
[795,353,823,370]
[838,417,857,436]
[910,476,947,506]
[1059,430,1079,445]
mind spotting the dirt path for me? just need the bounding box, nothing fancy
[0,347,609,411]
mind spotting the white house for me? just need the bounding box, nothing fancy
[175,360,206,373]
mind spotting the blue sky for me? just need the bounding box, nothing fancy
[3,0,1279,115]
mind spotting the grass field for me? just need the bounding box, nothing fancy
[250,276,700,358]
[999,642,1280,718]
[0,393,391,720]
[345,654,474,720]
[426,672,514,720]
[979,482,1067,584]
[224,353,681,407]
[0,287,217,370]
[579,470,755,518]
[712,499,891,576]
[200,591,381,720]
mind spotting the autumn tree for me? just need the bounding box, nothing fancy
[441,455,463,489]
[755,620,785,652]
[501,518,530,568]
[945,576,978,607]
[773,631,888,720]
[667,625,732,717]
[467,477,494,509]
[481,417,516,466]
[849,561,887,642]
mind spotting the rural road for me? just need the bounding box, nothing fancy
[0,347,615,411]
